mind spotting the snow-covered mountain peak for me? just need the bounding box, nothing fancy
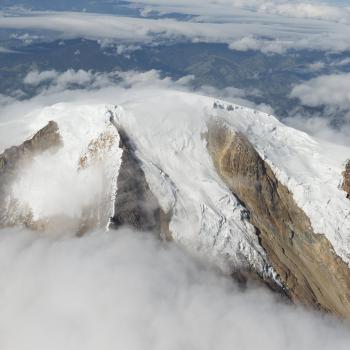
[2,89,350,316]
[108,90,350,265]
[2,89,350,260]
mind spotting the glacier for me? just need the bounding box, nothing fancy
[1,88,350,272]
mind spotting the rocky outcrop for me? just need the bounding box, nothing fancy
[207,119,350,319]
[77,127,121,235]
[110,126,172,238]
[0,120,61,175]
[0,121,62,227]
[342,160,350,199]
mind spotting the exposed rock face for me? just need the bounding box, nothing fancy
[207,119,350,319]
[342,160,350,198]
[0,121,61,175]
[110,127,172,238]
[77,127,121,235]
[0,121,62,227]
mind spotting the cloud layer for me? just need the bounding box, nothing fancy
[291,73,350,109]
[284,73,350,144]
[1,4,350,53]
[135,0,350,27]
[0,227,349,350]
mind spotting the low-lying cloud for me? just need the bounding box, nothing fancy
[0,46,16,53]
[291,73,350,109]
[286,73,350,144]
[228,36,290,54]
[23,69,114,91]
[0,227,349,350]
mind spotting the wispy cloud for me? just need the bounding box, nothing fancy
[1,65,350,348]
[285,73,350,144]
[0,45,16,53]
[291,73,350,109]
[134,0,350,24]
[1,7,350,53]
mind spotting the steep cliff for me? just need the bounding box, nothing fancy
[207,119,350,318]
[0,120,61,174]
[0,105,123,234]
[0,121,62,226]
[110,124,172,238]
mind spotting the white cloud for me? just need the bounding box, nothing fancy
[0,46,16,53]
[1,8,350,53]
[21,68,273,118]
[307,61,326,72]
[0,227,349,350]
[22,68,205,100]
[286,73,350,145]
[133,0,350,24]
[10,32,42,44]
[24,70,59,85]
[334,58,350,67]
[291,73,350,109]
[23,69,121,93]
[284,114,350,145]
[229,36,290,54]
[55,69,94,86]
[260,2,350,24]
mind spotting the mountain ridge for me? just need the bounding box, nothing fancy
[1,90,350,317]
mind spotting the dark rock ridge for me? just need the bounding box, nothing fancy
[342,160,350,199]
[110,126,172,238]
[0,120,61,175]
[0,121,62,226]
[207,119,350,319]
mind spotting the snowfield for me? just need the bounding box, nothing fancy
[1,89,350,270]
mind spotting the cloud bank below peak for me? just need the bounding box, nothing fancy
[0,227,350,350]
